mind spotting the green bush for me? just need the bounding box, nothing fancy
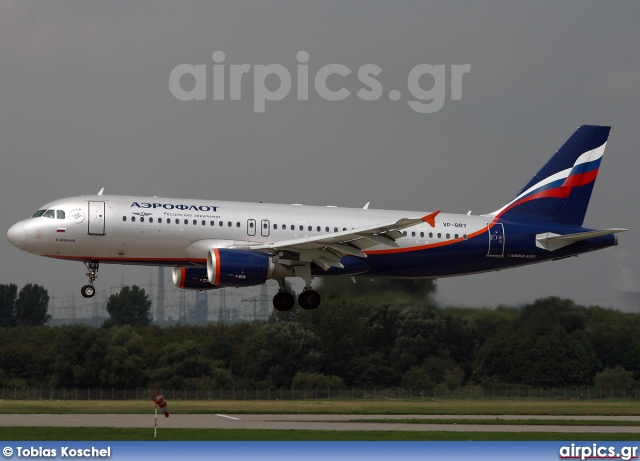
[291,372,344,389]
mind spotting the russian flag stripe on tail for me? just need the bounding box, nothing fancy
[489,125,610,226]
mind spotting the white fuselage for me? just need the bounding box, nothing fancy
[9,194,488,266]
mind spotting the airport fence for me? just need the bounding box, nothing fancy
[2,386,639,401]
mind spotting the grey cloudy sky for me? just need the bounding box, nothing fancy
[1,1,638,314]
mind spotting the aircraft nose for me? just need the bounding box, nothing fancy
[7,221,26,250]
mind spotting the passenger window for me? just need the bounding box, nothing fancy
[132,216,136,222]
[446,233,450,239]
[202,220,206,226]
[158,218,162,223]
[429,232,433,238]
[175,219,179,225]
[184,219,188,225]
[299,225,303,231]
[192,220,197,225]
[420,232,424,237]
[403,231,407,236]
[334,227,338,232]
[228,222,232,227]
[140,217,145,223]
[291,225,295,230]
[317,226,321,232]
[437,233,441,238]
[411,232,416,237]
[325,227,329,232]
[56,210,65,219]
[236,222,240,227]
[122,216,127,222]
[43,210,55,219]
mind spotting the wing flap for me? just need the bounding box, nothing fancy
[250,212,441,267]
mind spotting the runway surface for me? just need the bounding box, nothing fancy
[2,414,640,433]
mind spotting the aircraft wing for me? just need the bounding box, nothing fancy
[250,211,440,270]
[536,228,628,251]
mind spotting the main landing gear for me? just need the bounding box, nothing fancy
[272,263,322,311]
[271,287,322,311]
[298,288,321,310]
[81,261,99,298]
[273,290,295,311]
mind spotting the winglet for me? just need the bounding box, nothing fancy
[97,188,104,196]
[421,210,441,227]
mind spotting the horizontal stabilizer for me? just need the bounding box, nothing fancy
[536,228,627,251]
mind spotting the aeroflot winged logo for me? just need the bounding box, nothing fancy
[131,202,219,212]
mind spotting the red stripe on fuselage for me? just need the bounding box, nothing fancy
[365,227,487,255]
[47,255,192,264]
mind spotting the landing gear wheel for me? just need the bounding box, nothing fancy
[81,261,99,299]
[298,290,321,310]
[81,285,96,298]
[273,292,295,311]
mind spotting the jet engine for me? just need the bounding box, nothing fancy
[207,248,292,288]
[172,267,218,290]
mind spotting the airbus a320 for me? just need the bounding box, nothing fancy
[7,125,626,310]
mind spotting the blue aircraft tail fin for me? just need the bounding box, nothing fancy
[488,125,610,226]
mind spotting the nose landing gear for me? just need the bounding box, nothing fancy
[81,261,99,298]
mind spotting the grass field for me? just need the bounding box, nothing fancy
[1,399,639,416]
[1,427,639,441]
[1,399,638,441]
[352,418,640,426]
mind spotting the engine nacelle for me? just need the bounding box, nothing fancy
[172,267,218,290]
[207,248,274,288]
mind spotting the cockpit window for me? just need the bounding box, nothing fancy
[33,209,65,219]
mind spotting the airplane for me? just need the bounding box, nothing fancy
[7,125,627,311]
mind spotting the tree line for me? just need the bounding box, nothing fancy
[0,280,638,391]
